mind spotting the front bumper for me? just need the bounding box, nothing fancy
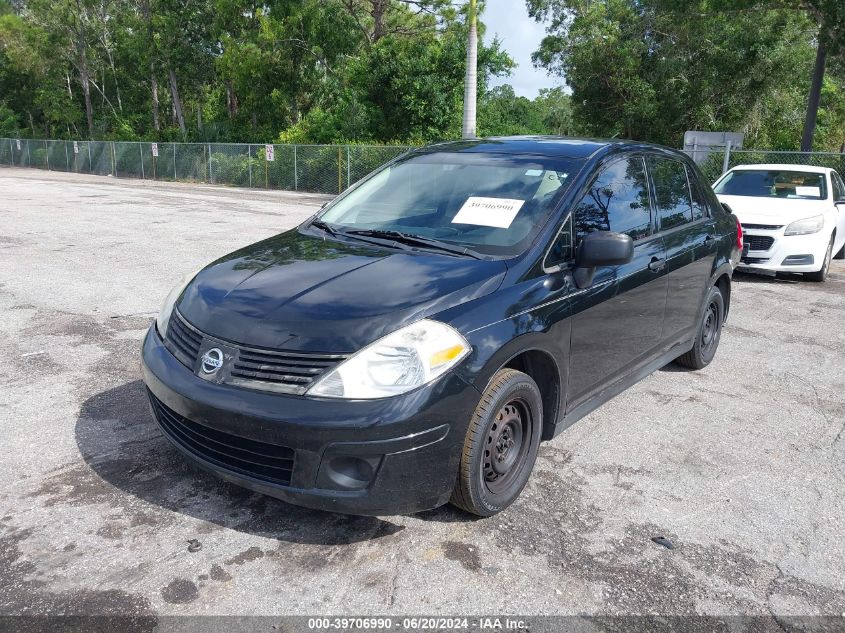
[141,326,481,515]
[739,229,829,274]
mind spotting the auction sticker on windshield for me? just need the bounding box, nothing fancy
[795,186,820,198]
[452,197,525,228]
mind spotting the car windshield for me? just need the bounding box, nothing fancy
[714,169,828,200]
[315,152,583,256]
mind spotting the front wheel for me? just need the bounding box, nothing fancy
[674,285,725,370]
[450,368,543,517]
[805,236,834,282]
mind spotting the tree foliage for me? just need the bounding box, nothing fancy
[0,0,523,142]
[4,0,844,149]
[528,0,845,150]
[478,85,572,136]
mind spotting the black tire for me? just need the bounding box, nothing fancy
[450,368,543,517]
[674,285,725,370]
[805,236,834,282]
[834,240,844,260]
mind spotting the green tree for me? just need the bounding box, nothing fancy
[277,4,510,144]
[528,0,836,148]
[0,101,19,134]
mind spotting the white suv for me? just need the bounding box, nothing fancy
[713,164,845,281]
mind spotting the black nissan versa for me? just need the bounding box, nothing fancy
[141,137,741,517]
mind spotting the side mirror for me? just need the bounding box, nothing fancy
[573,231,634,288]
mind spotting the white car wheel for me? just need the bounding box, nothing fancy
[806,237,833,282]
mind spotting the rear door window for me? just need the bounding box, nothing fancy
[572,156,652,243]
[648,157,693,230]
[686,166,709,221]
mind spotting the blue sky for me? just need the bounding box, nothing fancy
[482,0,562,98]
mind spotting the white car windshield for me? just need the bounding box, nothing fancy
[714,170,827,200]
[316,152,583,256]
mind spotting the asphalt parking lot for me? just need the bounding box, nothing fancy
[1,168,844,619]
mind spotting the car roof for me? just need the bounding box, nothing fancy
[417,135,679,161]
[729,163,832,174]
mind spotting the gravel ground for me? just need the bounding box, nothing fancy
[0,168,843,621]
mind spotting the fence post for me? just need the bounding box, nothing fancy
[208,143,213,184]
[722,140,732,175]
[26,140,31,167]
[139,142,145,179]
[293,145,298,191]
[44,140,49,170]
[346,146,351,191]
[248,145,252,188]
[65,142,69,171]
[87,142,92,174]
[111,141,116,176]
[173,143,177,180]
[337,146,342,194]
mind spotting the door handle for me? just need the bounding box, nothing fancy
[648,257,666,272]
[703,234,715,247]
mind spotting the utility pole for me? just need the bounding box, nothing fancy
[462,0,478,139]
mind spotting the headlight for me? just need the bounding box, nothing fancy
[307,319,471,399]
[784,215,824,236]
[155,269,202,338]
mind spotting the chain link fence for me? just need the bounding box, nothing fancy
[692,147,845,183]
[5,137,845,193]
[0,138,412,194]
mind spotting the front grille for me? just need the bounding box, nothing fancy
[741,256,770,264]
[744,235,775,251]
[165,311,202,367]
[164,310,347,394]
[148,391,295,486]
[230,348,346,390]
[742,223,783,231]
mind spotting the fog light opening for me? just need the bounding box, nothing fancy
[325,455,380,490]
[781,254,814,265]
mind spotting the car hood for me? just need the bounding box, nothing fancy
[716,194,828,226]
[177,229,507,352]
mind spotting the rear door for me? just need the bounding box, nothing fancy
[646,155,717,348]
[565,155,668,414]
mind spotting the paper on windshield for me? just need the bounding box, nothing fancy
[795,186,820,197]
[452,197,525,229]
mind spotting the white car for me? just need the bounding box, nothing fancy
[713,164,845,281]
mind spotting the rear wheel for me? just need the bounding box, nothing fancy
[450,368,542,517]
[675,285,725,370]
[805,236,833,282]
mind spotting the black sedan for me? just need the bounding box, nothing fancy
[141,136,740,516]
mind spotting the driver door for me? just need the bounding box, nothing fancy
[564,156,668,416]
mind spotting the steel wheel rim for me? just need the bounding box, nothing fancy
[483,399,532,494]
[701,300,720,352]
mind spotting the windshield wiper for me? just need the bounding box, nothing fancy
[309,219,340,237]
[343,229,483,259]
